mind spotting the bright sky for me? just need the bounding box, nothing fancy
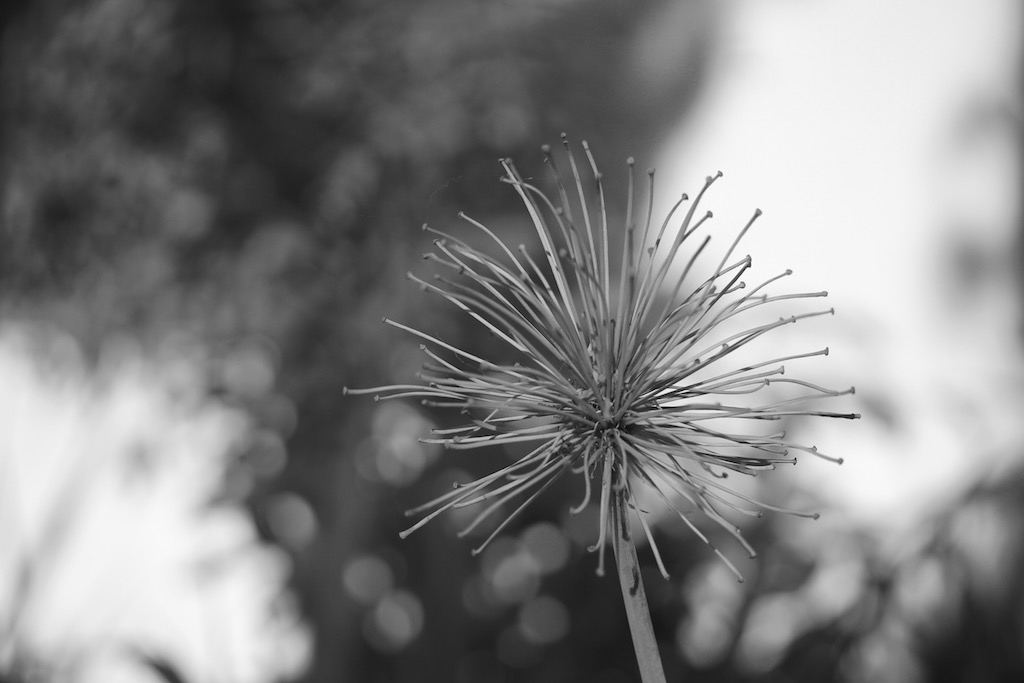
[655,0,1023,531]
[0,330,309,682]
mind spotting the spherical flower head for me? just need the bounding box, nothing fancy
[347,136,859,580]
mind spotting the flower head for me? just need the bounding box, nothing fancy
[347,136,859,580]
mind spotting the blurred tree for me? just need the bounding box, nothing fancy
[1,0,718,681]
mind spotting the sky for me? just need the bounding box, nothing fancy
[0,329,309,682]
[654,0,1023,531]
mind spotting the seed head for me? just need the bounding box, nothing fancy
[347,136,859,580]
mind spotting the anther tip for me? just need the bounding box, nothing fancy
[342,386,349,395]
[626,156,635,166]
[421,222,429,231]
[647,167,655,176]
[824,347,830,356]
[541,144,551,153]
[754,208,762,217]
[812,512,821,520]
[560,132,568,140]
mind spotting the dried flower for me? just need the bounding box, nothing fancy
[346,136,858,580]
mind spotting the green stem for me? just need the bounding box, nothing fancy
[613,489,668,683]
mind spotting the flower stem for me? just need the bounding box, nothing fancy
[613,489,668,683]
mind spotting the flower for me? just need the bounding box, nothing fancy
[346,136,858,580]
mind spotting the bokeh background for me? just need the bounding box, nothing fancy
[1,1,1021,682]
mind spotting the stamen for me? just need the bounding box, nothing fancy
[349,143,857,582]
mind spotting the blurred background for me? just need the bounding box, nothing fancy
[0,0,1021,682]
